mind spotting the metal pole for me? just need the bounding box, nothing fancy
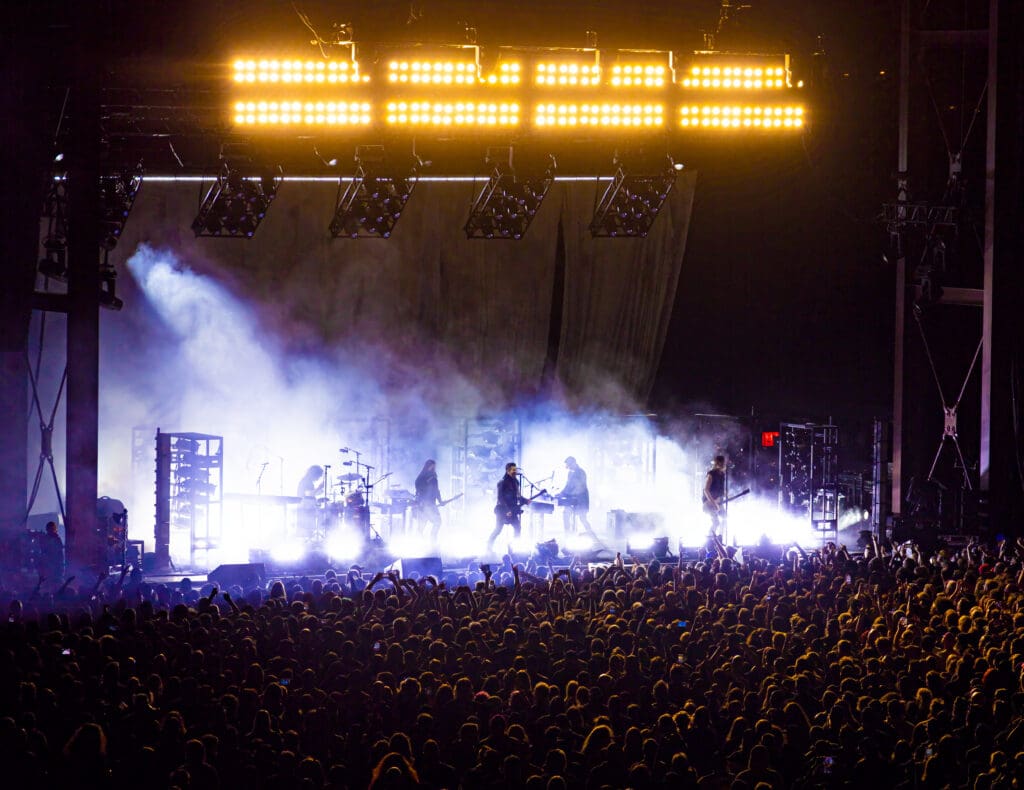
[979,0,998,491]
[65,5,103,571]
[891,0,912,520]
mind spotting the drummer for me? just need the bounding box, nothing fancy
[296,465,324,499]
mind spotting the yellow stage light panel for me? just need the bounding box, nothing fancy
[681,56,790,89]
[532,102,664,128]
[609,63,667,88]
[677,104,805,130]
[534,62,602,87]
[388,59,478,85]
[232,100,372,126]
[233,57,367,85]
[384,100,520,127]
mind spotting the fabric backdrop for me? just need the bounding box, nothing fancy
[113,173,696,408]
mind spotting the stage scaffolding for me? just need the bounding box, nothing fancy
[154,430,223,571]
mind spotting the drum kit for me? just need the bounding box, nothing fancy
[306,448,388,541]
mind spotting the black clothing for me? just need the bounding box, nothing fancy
[414,466,442,535]
[415,468,441,505]
[559,467,590,510]
[494,473,521,520]
[488,472,522,549]
[705,468,726,503]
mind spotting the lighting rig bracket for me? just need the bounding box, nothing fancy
[589,153,680,238]
[464,147,556,240]
[329,145,420,239]
[191,151,283,238]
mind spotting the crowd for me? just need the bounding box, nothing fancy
[2,534,1024,789]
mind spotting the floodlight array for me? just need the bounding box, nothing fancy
[328,156,419,239]
[233,58,368,84]
[681,65,788,89]
[678,104,804,129]
[98,166,144,250]
[191,163,282,238]
[464,156,555,240]
[385,101,520,127]
[610,64,668,88]
[590,161,677,238]
[228,48,807,133]
[535,63,602,86]
[387,59,479,84]
[534,103,664,128]
[233,101,372,126]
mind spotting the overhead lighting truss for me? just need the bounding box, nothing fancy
[191,158,283,238]
[464,148,555,240]
[589,156,680,238]
[329,146,419,239]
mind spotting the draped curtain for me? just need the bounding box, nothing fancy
[115,173,696,407]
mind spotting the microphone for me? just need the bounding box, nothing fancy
[339,447,350,453]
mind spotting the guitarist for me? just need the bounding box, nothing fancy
[703,454,728,538]
[414,459,445,541]
[488,462,524,553]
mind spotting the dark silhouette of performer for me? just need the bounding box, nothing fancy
[703,455,728,537]
[488,462,522,552]
[296,465,324,499]
[38,521,64,582]
[559,456,597,542]
[414,459,443,541]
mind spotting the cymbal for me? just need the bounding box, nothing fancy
[336,473,362,481]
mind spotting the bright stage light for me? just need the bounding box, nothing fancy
[232,100,372,127]
[682,56,789,89]
[534,62,601,87]
[533,102,663,129]
[271,541,307,564]
[678,105,804,130]
[563,534,594,554]
[609,64,667,88]
[325,531,363,562]
[384,100,520,127]
[388,534,431,557]
[233,57,368,84]
[388,59,478,84]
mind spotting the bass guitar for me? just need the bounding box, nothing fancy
[702,488,750,513]
[438,493,464,508]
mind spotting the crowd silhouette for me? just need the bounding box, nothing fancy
[2,534,1023,788]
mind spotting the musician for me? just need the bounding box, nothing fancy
[414,459,443,540]
[703,455,728,536]
[559,456,592,536]
[488,462,522,552]
[295,465,324,536]
[296,465,324,500]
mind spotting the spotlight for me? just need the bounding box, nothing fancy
[590,155,678,238]
[192,157,282,238]
[464,149,555,240]
[329,146,419,238]
[98,164,144,250]
[271,541,307,565]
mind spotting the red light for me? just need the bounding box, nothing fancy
[762,431,780,448]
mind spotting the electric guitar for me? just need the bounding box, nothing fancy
[495,489,548,517]
[702,488,750,513]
